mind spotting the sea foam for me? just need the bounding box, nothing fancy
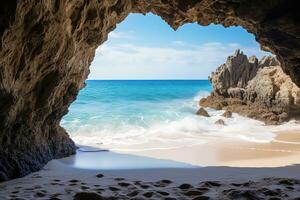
[61,80,300,152]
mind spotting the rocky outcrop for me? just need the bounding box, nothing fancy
[200,50,300,124]
[0,0,300,181]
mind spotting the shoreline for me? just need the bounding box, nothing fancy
[91,129,300,168]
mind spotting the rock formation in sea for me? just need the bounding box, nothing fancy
[196,107,210,117]
[200,50,300,124]
[0,0,300,181]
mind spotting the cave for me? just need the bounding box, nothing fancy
[0,0,299,181]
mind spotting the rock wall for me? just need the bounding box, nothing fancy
[0,0,300,181]
[200,50,300,124]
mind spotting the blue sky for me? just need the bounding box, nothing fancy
[89,13,269,80]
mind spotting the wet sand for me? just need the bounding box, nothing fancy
[109,130,300,168]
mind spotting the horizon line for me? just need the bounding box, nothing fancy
[87,79,209,81]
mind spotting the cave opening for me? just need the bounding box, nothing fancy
[60,13,277,169]
[1,0,300,182]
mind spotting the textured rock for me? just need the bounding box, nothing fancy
[215,119,226,125]
[201,50,300,124]
[210,50,261,95]
[0,0,300,181]
[196,108,210,117]
[222,111,232,118]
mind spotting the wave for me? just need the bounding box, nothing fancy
[63,88,300,152]
[68,108,300,151]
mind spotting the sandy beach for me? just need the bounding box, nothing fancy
[97,129,300,168]
[1,129,300,199]
[1,153,300,200]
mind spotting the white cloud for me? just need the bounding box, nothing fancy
[108,31,135,39]
[89,41,270,80]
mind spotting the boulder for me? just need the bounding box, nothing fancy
[215,119,226,125]
[196,108,210,117]
[222,111,232,118]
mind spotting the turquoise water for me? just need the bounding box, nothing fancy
[62,80,211,132]
[62,80,298,149]
[61,80,218,147]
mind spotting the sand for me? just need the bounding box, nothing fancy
[0,130,300,199]
[104,130,300,168]
[1,152,300,200]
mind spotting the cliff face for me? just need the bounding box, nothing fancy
[0,0,300,181]
[200,50,300,124]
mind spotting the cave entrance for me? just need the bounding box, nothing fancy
[60,13,272,167]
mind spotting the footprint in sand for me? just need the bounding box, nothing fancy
[225,189,261,199]
[64,188,73,194]
[32,174,42,179]
[127,190,139,197]
[154,180,172,187]
[96,174,104,178]
[94,188,104,193]
[50,193,62,198]
[114,177,125,181]
[278,179,299,186]
[178,183,193,190]
[24,187,35,191]
[259,188,281,196]
[192,195,210,200]
[118,182,131,187]
[74,192,103,200]
[201,181,221,187]
[196,187,210,192]
[286,186,294,190]
[143,191,154,198]
[81,186,90,190]
[156,190,169,196]
[184,189,204,197]
[69,179,80,183]
[34,191,46,198]
[109,186,120,191]
[164,198,177,200]
[140,184,151,189]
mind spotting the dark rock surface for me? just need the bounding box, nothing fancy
[222,111,232,118]
[0,0,300,181]
[215,119,226,125]
[196,108,210,117]
[200,50,300,124]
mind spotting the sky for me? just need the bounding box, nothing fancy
[88,13,270,80]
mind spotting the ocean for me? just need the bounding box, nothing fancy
[61,80,299,151]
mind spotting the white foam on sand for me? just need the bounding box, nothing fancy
[70,108,300,152]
